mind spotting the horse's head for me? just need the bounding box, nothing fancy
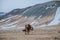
[24,24,34,31]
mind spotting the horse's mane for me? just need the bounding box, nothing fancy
[28,24,31,27]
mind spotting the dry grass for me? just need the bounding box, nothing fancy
[0,25,60,40]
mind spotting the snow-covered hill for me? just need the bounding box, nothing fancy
[48,7,60,25]
[0,1,60,30]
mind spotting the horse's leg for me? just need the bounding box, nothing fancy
[31,27,33,31]
[25,31,26,35]
[25,29,27,35]
[27,30,30,35]
[28,31,29,35]
[25,29,30,35]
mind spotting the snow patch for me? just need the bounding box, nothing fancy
[46,7,50,9]
[0,25,16,30]
[30,21,38,25]
[38,15,42,19]
[48,7,60,25]
[46,4,57,10]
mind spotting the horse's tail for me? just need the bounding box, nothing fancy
[22,29,26,32]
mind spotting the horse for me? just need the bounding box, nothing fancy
[22,24,33,35]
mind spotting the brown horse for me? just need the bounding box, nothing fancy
[22,24,33,35]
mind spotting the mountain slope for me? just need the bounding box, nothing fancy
[0,1,60,30]
[0,6,31,20]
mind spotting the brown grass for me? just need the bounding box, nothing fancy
[0,25,60,40]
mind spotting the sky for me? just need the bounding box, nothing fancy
[0,0,52,12]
